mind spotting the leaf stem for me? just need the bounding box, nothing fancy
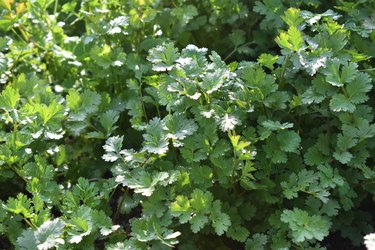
[114,187,128,221]
[24,218,37,229]
[279,54,291,90]
[54,0,59,15]
[224,41,254,62]
[8,165,27,183]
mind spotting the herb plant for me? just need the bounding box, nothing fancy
[1,0,375,249]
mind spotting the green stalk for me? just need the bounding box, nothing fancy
[279,54,291,90]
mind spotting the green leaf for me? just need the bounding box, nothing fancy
[337,133,357,151]
[17,230,38,250]
[322,58,343,87]
[209,200,231,236]
[227,225,250,242]
[275,26,304,51]
[263,138,287,163]
[170,195,192,223]
[180,135,209,163]
[330,94,355,112]
[281,169,319,200]
[66,206,92,244]
[4,193,32,218]
[171,5,198,26]
[229,29,246,47]
[190,165,213,188]
[333,151,352,164]
[276,130,301,153]
[341,62,358,84]
[16,219,65,250]
[318,165,344,189]
[262,120,293,131]
[102,136,124,162]
[245,233,267,250]
[130,217,155,242]
[321,200,340,216]
[281,208,330,242]
[0,86,20,109]
[91,210,120,236]
[190,189,213,213]
[165,113,198,147]
[143,118,169,154]
[304,146,327,166]
[67,90,101,121]
[148,43,179,71]
[100,110,120,135]
[122,171,169,196]
[190,213,208,233]
[346,73,372,104]
[220,114,241,132]
[36,100,65,127]
[282,8,304,27]
[323,59,358,87]
[34,219,65,250]
[258,53,279,70]
[66,89,81,112]
[201,68,228,94]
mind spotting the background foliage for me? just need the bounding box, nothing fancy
[1,0,375,249]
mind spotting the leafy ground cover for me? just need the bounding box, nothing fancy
[1,0,375,249]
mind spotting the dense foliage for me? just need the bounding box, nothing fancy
[1,0,375,249]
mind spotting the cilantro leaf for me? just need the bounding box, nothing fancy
[190,189,213,213]
[0,86,20,109]
[282,8,304,27]
[275,26,304,51]
[209,200,231,236]
[147,43,179,71]
[142,118,169,154]
[122,171,169,196]
[262,120,293,131]
[190,214,209,233]
[258,53,278,70]
[67,90,101,121]
[276,130,301,153]
[245,233,268,250]
[227,225,250,242]
[322,59,358,87]
[347,73,372,104]
[17,219,65,250]
[170,195,192,224]
[330,94,356,112]
[220,114,241,132]
[17,230,38,250]
[281,208,330,242]
[102,136,124,162]
[34,219,65,250]
[165,113,198,147]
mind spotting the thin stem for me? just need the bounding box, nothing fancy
[224,41,254,61]
[279,54,291,90]
[155,104,161,118]
[11,29,28,45]
[229,130,238,193]
[224,45,238,62]
[360,68,375,72]
[24,218,37,229]
[54,0,58,15]
[8,165,27,183]
[140,154,152,168]
[114,188,128,221]
[139,82,148,123]
[108,185,119,202]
